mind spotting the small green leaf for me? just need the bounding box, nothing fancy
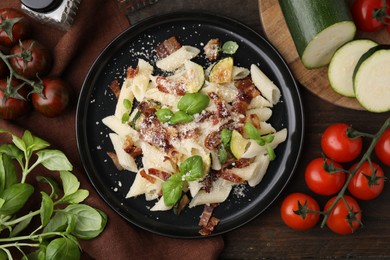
[43,212,68,234]
[36,176,60,199]
[218,144,228,164]
[22,130,50,153]
[9,213,33,237]
[177,93,210,115]
[11,134,26,153]
[40,192,54,226]
[162,173,183,207]
[36,150,73,171]
[244,122,261,140]
[46,237,80,260]
[266,144,276,161]
[222,41,239,54]
[263,134,274,143]
[123,98,132,110]
[0,143,23,162]
[0,154,18,195]
[0,183,34,215]
[169,111,193,124]
[62,189,89,204]
[60,171,80,196]
[156,108,174,123]
[221,129,232,147]
[121,112,130,124]
[179,155,204,181]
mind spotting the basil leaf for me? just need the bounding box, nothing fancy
[218,144,228,164]
[179,155,204,181]
[60,171,79,196]
[0,154,18,195]
[0,183,34,215]
[40,192,54,226]
[10,213,33,237]
[156,108,174,123]
[36,150,73,172]
[177,93,210,115]
[0,143,23,162]
[263,134,275,143]
[244,122,261,140]
[221,129,232,147]
[62,189,89,204]
[169,111,193,125]
[266,144,276,161]
[123,98,132,110]
[222,41,239,54]
[36,176,60,199]
[22,130,50,154]
[11,134,26,153]
[46,237,80,260]
[162,173,183,206]
[121,112,130,124]
[64,204,106,240]
[43,212,68,234]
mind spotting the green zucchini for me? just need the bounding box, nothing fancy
[328,39,378,97]
[279,0,356,69]
[353,45,390,113]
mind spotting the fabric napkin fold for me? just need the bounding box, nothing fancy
[0,0,224,259]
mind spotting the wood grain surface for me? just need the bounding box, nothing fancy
[259,0,390,111]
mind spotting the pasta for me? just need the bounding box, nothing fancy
[103,37,287,235]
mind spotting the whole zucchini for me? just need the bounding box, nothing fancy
[279,0,356,69]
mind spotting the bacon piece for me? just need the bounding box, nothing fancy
[208,92,231,119]
[204,131,221,150]
[106,151,124,171]
[198,205,221,236]
[127,66,139,78]
[220,169,244,183]
[156,36,181,59]
[108,80,121,99]
[248,114,261,129]
[203,38,220,61]
[198,204,215,227]
[123,137,142,157]
[139,169,156,184]
[156,76,186,96]
[223,158,251,169]
[235,77,260,101]
[148,168,171,181]
[231,99,248,115]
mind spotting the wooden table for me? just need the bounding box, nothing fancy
[132,1,390,258]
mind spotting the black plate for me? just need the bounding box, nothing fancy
[76,12,304,238]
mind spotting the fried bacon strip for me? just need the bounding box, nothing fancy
[203,38,220,61]
[139,169,156,184]
[232,77,260,115]
[219,169,244,183]
[148,168,171,181]
[198,204,220,236]
[156,76,186,96]
[156,36,181,59]
[108,80,121,99]
[127,66,139,78]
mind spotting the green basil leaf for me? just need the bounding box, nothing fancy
[222,41,239,54]
[43,212,68,234]
[40,192,54,226]
[169,111,193,125]
[156,108,174,123]
[244,122,261,140]
[36,176,60,199]
[10,213,33,237]
[64,204,106,240]
[60,171,80,196]
[23,248,46,260]
[162,173,183,206]
[36,150,73,171]
[266,144,276,161]
[11,134,26,153]
[62,189,89,204]
[123,98,132,110]
[179,155,204,181]
[221,129,232,147]
[46,237,80,260]
[0,183,34,215]
[263,134,275,143]
[218,144,228,164]
[121,112,130,124]
[0,249,9,260]
[0,154,18,195]
[177,93,210,115]
[23,130,50,156]
[0,144,23,162]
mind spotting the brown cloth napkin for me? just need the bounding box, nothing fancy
[0,0,224,259]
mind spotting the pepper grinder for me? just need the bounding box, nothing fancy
[20,0,81,31]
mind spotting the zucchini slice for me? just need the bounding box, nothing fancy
[353,45,390,112]
[279,0,356,69]
[209,57,233,84]
[328,39,378,97]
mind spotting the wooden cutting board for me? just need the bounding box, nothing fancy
[259,0,390,110]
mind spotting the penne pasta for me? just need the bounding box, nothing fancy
[251,64,281,105]
[156,46,200,71]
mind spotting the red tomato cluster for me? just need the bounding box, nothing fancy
[351,0,390,34]
[281,123,389,235]
[0,8,71,119]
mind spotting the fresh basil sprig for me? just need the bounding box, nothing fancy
[0,129,107,260]
[162,155,204,206]
[244,122,276,161]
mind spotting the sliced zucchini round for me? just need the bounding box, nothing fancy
[353,45,390,113]
[184,60,205,93]
[209,57,233,84]
[230,130,249,159]
[328,39,378,97]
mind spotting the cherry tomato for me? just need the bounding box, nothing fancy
[348,161,384,200]
[0,79,31,119]
[375,128,390,166]
[351,0,388,32]
[31,77,71,117]
[321,123,362,163]
[280,193,320,230]
[9,39,52,79]
[305,157,346,196]
[0,8,31,47]
[324,195,362,235]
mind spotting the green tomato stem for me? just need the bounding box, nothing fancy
[320,117,390,228]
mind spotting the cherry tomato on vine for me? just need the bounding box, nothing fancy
[351,0,389,32]
[31,77,71,117]
[9,39,52,79]
[324,195,362,235]
[0,79,31,119]
[375,128,390,166]
[280,193,320,230]
[0,8,31,47]
[321,123,362,163]
[348,161,384,200]
[305,157,346,196]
